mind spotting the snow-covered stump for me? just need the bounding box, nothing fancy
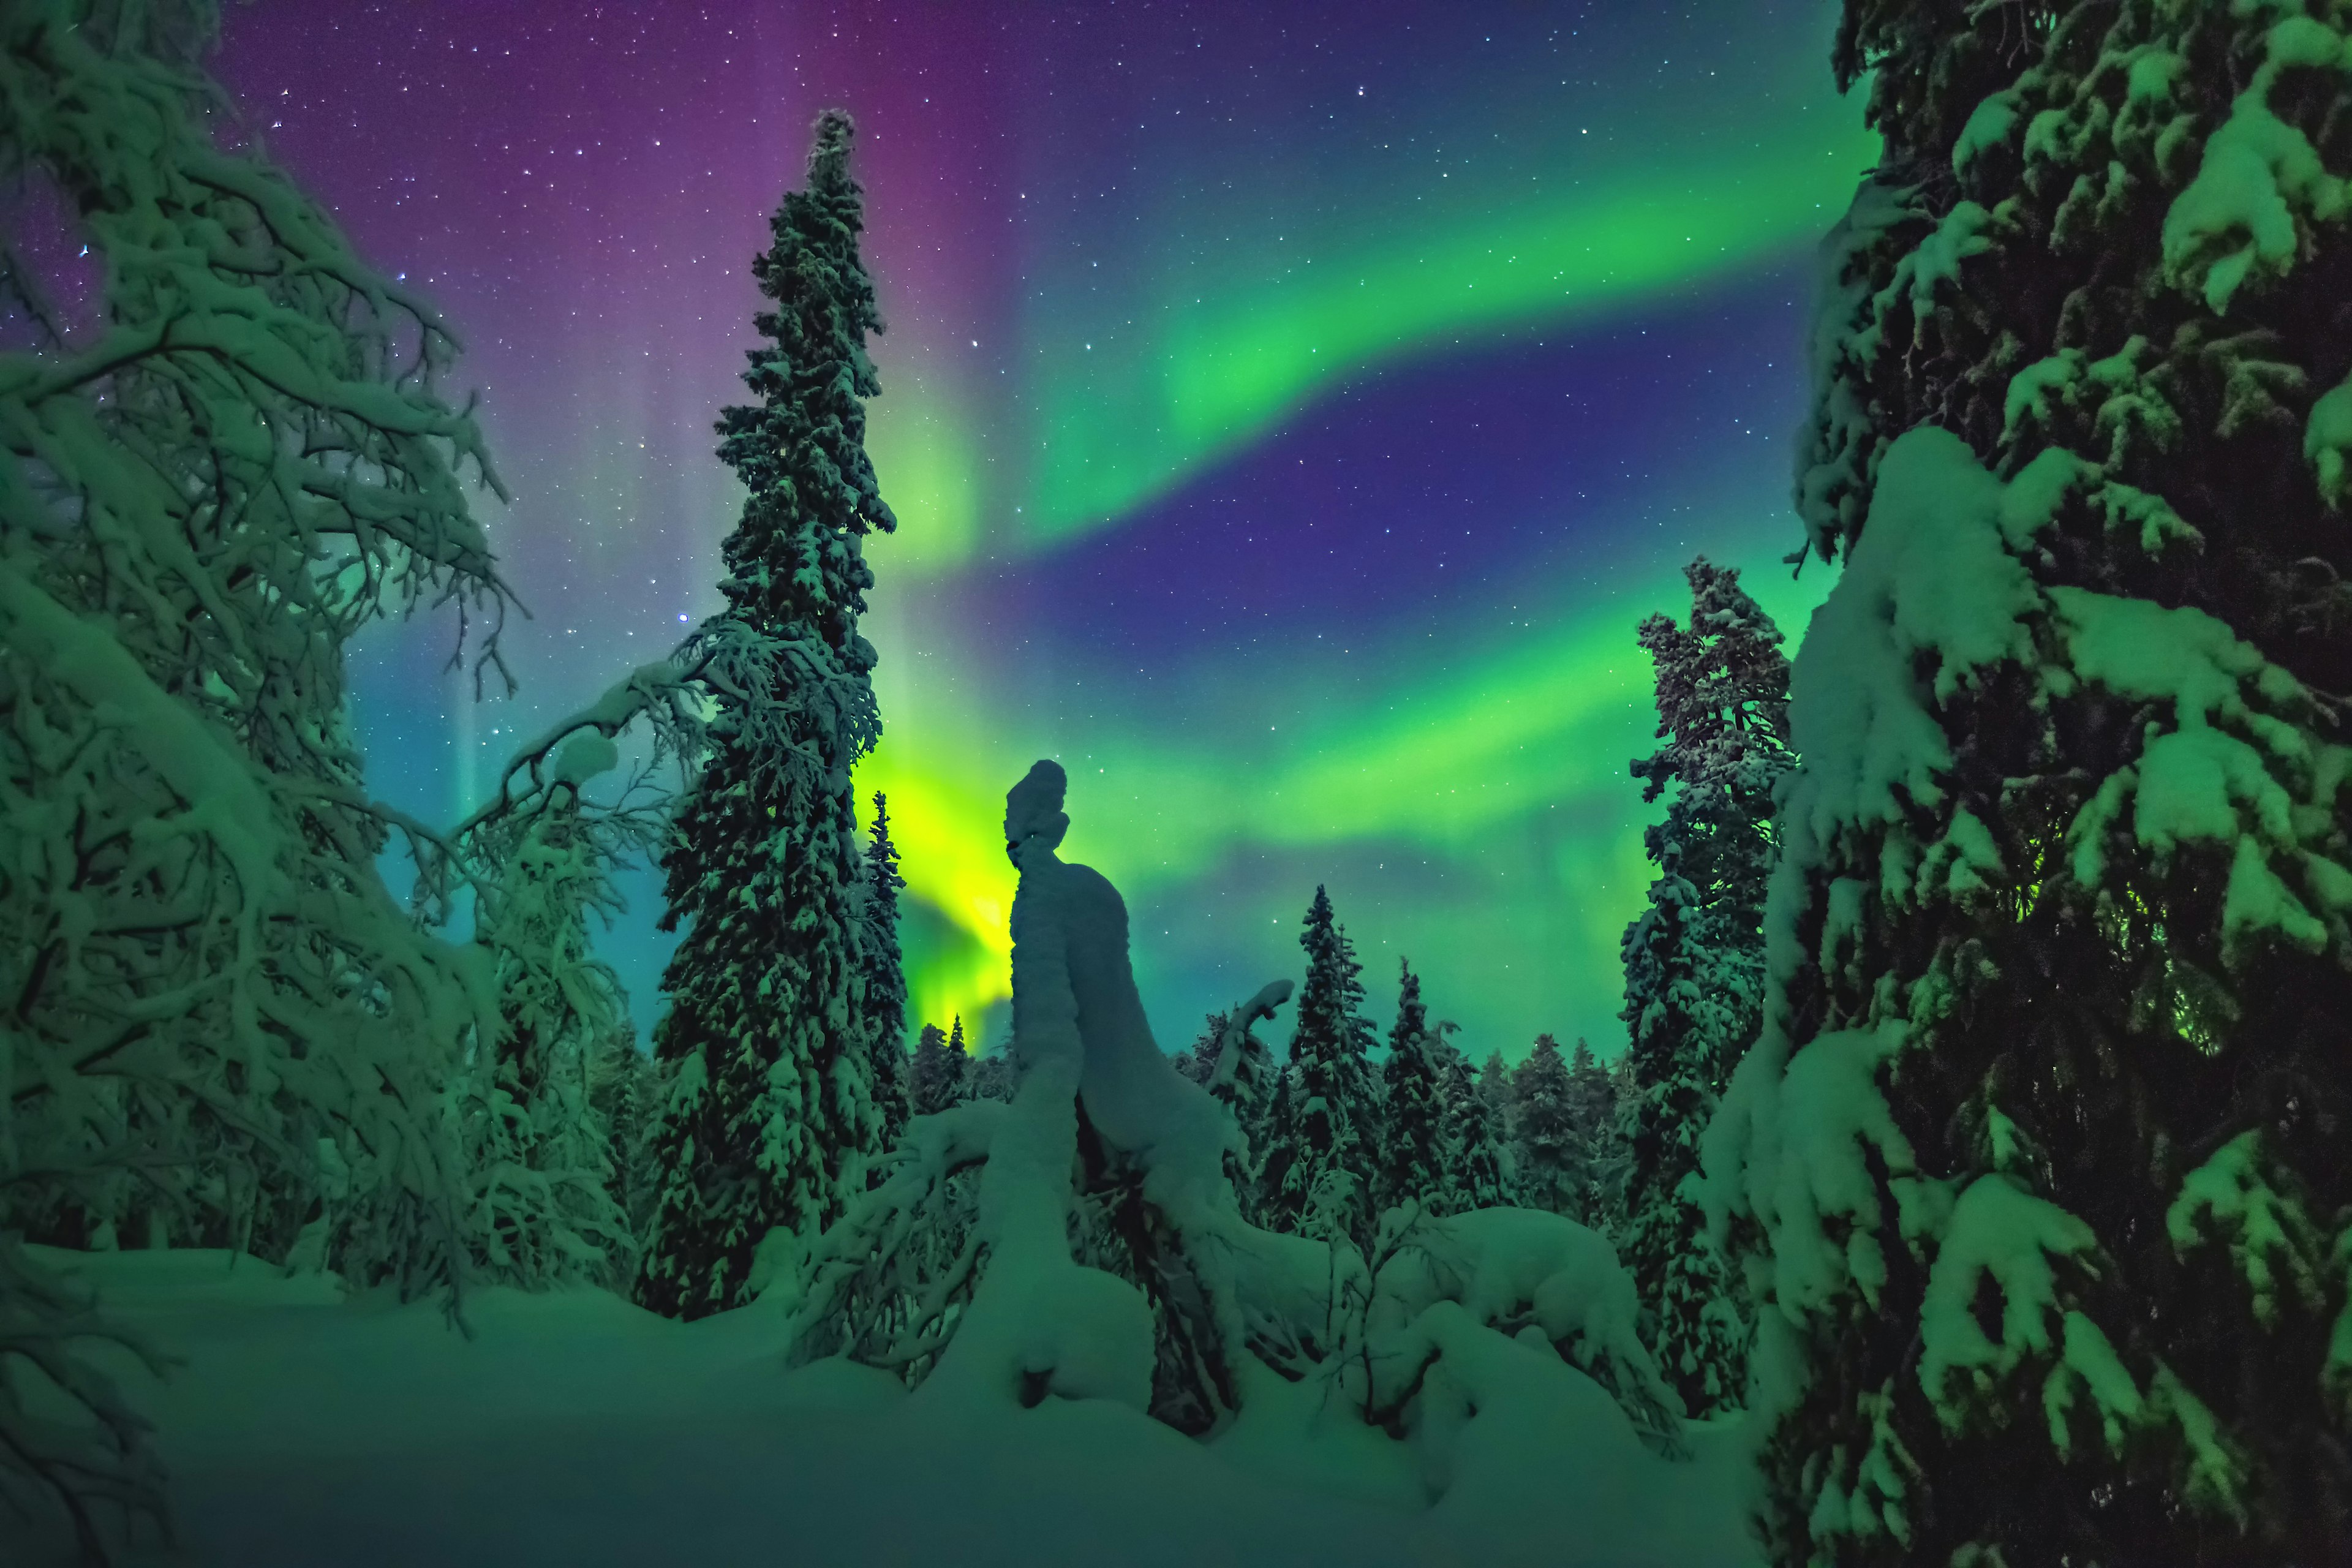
[788,761,1686,1471]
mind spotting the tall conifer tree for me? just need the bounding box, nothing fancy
[1510,1035,1581,1218]
[908,1023,965,1117]
[639,111,895,1319]
[1619,557,1793,1416]
[1374,959,1446,1219]
[861,791,910,1158]
[1438,1052,1511,1214]
[1706,5,2352,1560]
[1262,886,1380,1243]
[589,1025,660,1250]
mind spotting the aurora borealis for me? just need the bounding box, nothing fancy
[215,1,1874,1062]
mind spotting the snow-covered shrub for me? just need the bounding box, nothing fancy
[1365,1205,1686,1457]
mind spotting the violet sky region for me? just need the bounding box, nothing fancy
[216,1,1877,1061]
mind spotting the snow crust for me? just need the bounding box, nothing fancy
[21,1246,1763,1566]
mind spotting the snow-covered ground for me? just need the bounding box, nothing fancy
[28,1247,1762,1567]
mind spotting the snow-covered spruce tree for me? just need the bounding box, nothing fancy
[1616,555,1793,1414]
[965,1046,1014,1104]
[1564,1038,1619,1221]
[2,1,514,1548]
[638,110,895,1320]
[1373,959,1447,1220]
[1200,986,1287,1226]
[860,791,911,1159]
[1705,4,2352,1561]
[1509,1035,1582,1217]
[791,763,1685,1454]
[1587,1047,1640,1234]
[907,1021,965,1115]
[1438,1051,1513,1213]
[1261,886,1381,1245]
[1172,1017,1221,1087]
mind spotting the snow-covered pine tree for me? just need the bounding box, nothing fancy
[1186,990,1287,1223]
[908,1023,965,1117]
[1262,886,1381,1244]
[1172,1017,1222,1087]
[965,1046,1014,1104]
[1210,1003,1282,1191]
[1562,1038,1619,1225]
[638,110,895,1320]
[861,791,911,1158]
[1705,5,2352,1561]
[1373,959,1446,1220]
[1437,1050,1512,1214]
[1509,1036,1582,1217]
[1617,555,1794,1415]
[2,1,517,1546]
[1478,1049,1515,1118]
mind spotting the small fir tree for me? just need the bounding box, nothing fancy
[965,1050,1014,1103]
[1256,1065,1301,1230]
[639,111,895,1320]
[1510,1036,1582,1218]
[1437,1052,1512,1214]
[1562,1038,1619,1224]
[1172,1018,1219,1087]
[861,791,911,1157]
[1261,887,1381,1244]
[908,1023,966,1117]
[1186,998,1284,1222]
[1373,959,1447,1219]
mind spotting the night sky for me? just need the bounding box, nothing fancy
[214,2,1877,1063]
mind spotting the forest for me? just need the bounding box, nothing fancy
[6,1,2351,1565]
